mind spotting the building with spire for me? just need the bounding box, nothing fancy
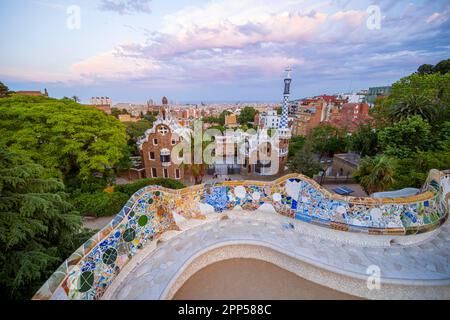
[138,69,293,182]
[138,97,188,181]
[239,67,292,176]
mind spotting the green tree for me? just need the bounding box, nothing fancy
[417,64,434,75]
[218,110,232,126]
[203,116,220,124]
[378,116,433,158]
[238,106,257,124]
[382,72,450,124]
[0,149,91,299]
[388,94,435,122]
[180,133,210,185]
[353,155,397,195]
[70,191,130,218]
[208,124,225,133]
[111,108,128,118]
[0,81,10,98]
[125,119,153,142]
[288,136,306,157]
[370,96,392,129]
[114,178,185,196]
[433,58,450,75]
[392,149,450,189]
[287,141,323,178]
[71,96,80,103]
[124,119,154,157]
[309,125,348,160]
[143,111,157,123]
[348,124,379,157]
[0,95,128,190]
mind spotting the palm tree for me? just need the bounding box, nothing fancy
[388,94,434,122]
[353,155,397,195]
[180,133,209,185]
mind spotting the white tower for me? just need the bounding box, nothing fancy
[278,67,292,137]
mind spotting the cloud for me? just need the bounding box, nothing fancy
[7,0,450,99]
[127,11,329,59]
[70,49,160,82]
[426,12,449,24]
[98,0,152,15]
[69,0,450,87]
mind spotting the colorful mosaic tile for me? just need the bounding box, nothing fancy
[33,170,449,300]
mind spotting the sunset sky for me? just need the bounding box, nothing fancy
[1,0,449,103]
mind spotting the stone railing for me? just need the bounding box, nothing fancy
[33,170,450,300]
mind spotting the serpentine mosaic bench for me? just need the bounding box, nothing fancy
[34,170,450,300]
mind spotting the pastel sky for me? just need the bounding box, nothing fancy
[1,0,449,104]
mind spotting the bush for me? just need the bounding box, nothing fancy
[71,179,185,217]
[115,178,185,196]
[71,192,130,217]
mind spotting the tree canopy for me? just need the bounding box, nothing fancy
[417,64,434,76]
[238,106,257,124]
[431,58,450,75]
[288,136,306,157]
[0,148,91,299]
[348,124,378,157]
[382,72,450,123]
[417,58,450,75]
[356,64,450,191]
[309,124,348,159]
[288,141,322,178]
[0,81,10,98]
[378,116,433,158]
[0,95,128,189]
[218,110,232,126]
[111,107,129,118]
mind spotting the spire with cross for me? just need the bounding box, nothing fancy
[279,67,292,129]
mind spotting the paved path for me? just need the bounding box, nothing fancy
[82,216,114,230]
[105,210,450,300]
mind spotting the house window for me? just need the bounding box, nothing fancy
[153,138,158,145]
[175,169,180,179]
[149,151,155,160]
[151,168,157,178]
[158,126,169,136]
[163,168,169,178]
[160,149,171,163]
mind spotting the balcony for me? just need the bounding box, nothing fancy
[278,148,289,157]
[33,170,450,300]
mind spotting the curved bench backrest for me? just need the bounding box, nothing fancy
[33,170,450,300]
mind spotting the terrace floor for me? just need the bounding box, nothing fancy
[173,258,360,300]
[103,207,450,300]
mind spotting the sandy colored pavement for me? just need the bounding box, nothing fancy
[82,216,114,230]
[173,258,360,300]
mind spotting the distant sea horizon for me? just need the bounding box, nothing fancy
[113,98,307,106]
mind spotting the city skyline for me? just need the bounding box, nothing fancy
[1,0,449,103]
